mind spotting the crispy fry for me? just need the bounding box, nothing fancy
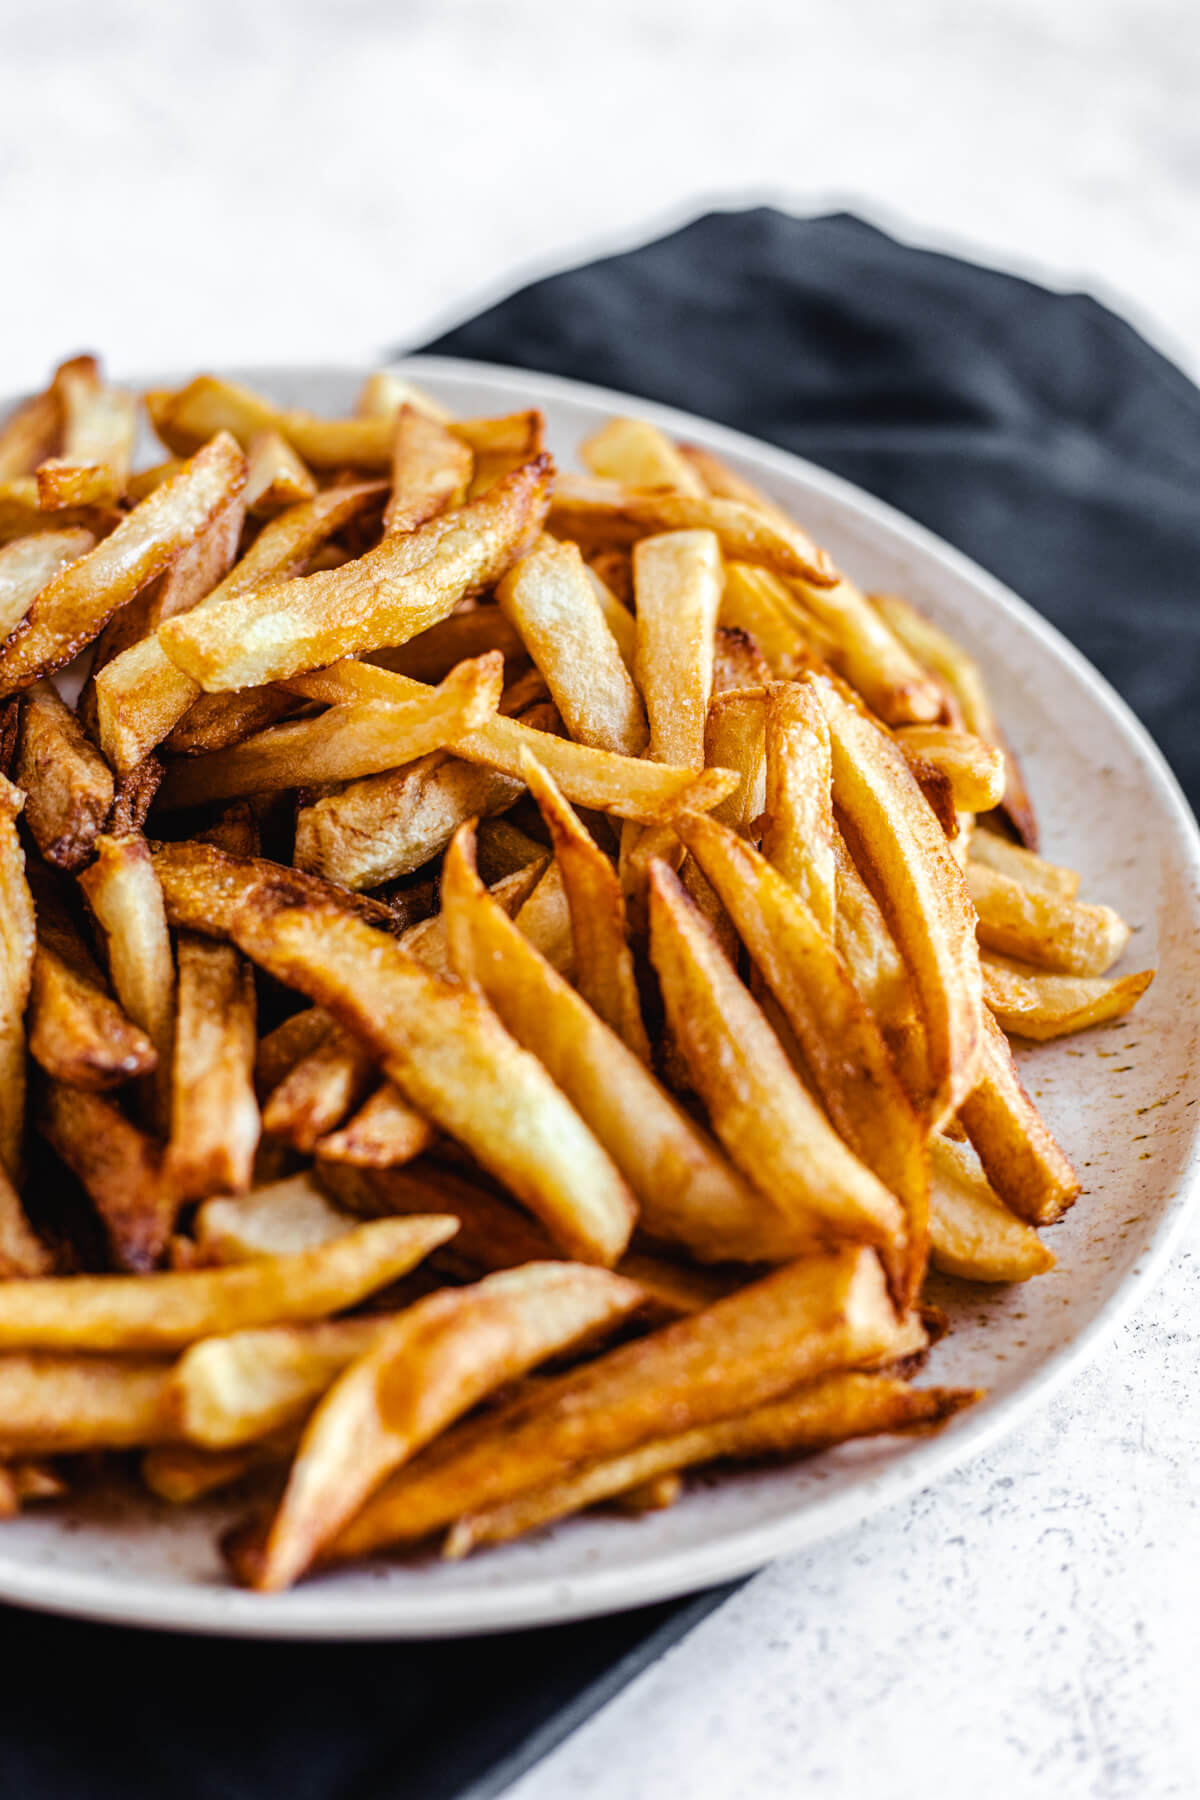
[969,831,1079,899]
[15,679,113,869]
[384,406,473,534]
[442,825,793,1264]
[166,933,260,1202]
[646,859,907,1267]
[314,1083,435,1168]
[548,475,836,588]
[244,429,317,516]
[159,652,503,809]
[958,1009,1080,1225]
[0,1215,456,1351]
[0,528,95,643]
[27,872,156,1090]
[0,432,247,696]
[39,1081,175,1272]
[194,1175,359,1263]
[94,482,385,774]
[447,1373,977,1556]
[328,1248,905,1562]
[0,1351,174,1452]
[816,679,984,1126]
[158,458,551,692]
[580,417,707,494]
[981,953,1154,1040]
[635,530,723,770]
[965,861,1130,976]
[237,1262,644,1589]
[228,892,636,1265]
[262,1025,377,1154]
[0,777,34,1178]
[80,834,175,1132]
[929,1136,1054,1282]
[895,725,1006,813]
[35,359,136,508]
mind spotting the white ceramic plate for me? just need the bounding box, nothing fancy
[2,357,1198,1639]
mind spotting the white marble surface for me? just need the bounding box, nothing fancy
[2,2,1199,1795]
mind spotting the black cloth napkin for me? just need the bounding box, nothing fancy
[5,207,1200,1800]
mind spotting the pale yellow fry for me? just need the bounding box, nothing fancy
[969,831,1080,899]
[929,1136,1054,1283]
[80,834,176,1134]
[981,954,1154,1041]
[965,862,1130,976]
[0,528,95,643]
[497,535,647,756]
[762,680,836,934]
[0,1216,456,1351]
[634,529,723,770]
[580,417,707,495]
[0,778,34,1179]
[166,933,260,1203]
[0,1352,174,1452]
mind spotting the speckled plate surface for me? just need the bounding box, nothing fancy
[3,358,1198,1639]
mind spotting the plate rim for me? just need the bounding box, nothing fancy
[1,352,1197,1639]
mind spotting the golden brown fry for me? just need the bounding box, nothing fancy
[0,1167,53,1278]
[673,808,929,1300]
[158,458,551,692]
[704,688,768,836]
[646,859,907,1268]
[262,1026,377,1154]
[35,359,136,508]
[548,474,837,588]
[447,1373,977,1556]
[580,418,707,494]
[929,1136,1055,1282]
[634,530,723,770]
[160,652,503,809]
[166,933,260,1202]
[0,1351,174,1452]
[15,679,114,869]
[520,749,649,1060]
[244,429,317,516]
[895,726,1006,813]
[26,873,156,1090]
[497,535,647,756]
[442,825,790,1264]
[94,480,385,775]
[80,833,176,1133]
[39,1081,175,1271]
[816,679,984,1127]
[0,528,95,643]
[0,1215,456,1352]
[0,777,34,1178]
[965,862,1130,976]
[329,1248,905,1562]
[958,1009,1080,1225]
[981,954,1154,1041]
[314,1083,435,1169]
[761,680,836,932]
[228,892,636,1266]
[194,1175,358,1263]
[969,831,1080,899]
[0,432,247,696]
[239,1262,644,1590]
[384,406,473,534]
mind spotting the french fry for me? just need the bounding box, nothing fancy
[969,831,1080,899]
[194,1175,359,1263]
[158,458,552,692]
[548,475,837,588]
[244,429,317,516]
[520,750,649,1059]
[761,680,836,933]
[328,1248,906,1562]
[673,809,929,1300]
[39,1082,176,1272]
[94,480,385,774]
[26,871,156,1089]
[0,1168,53,1278]
[313,1083,435,1169]
[236,1262,644,1589]
[0,777,34,1178]
[958,1009,1081,1225]
[34,358,136,508]
[497,536,647,756]
[446,1373,978,1556]
[0,1351,174,1452]
[646,860,907,1268]
[356,370,452,425]
[0,528,95,643]
[228,892,637,1265]
[981,953,1154,1041]
[0,432,247,696]
[0,1215,457,1351]
[816,679,984,1126]
[704,688,767,836]
[965,862,1130,976]
[441,825,795,1264]
[635,530,723,770]
[80,834,175,1133]
[580,417,708,494]
[262,1025,377,1154]
[15,679,113,869]
[929,1136,1054,1283]
[894,725,1006,813]
[384,406,473,534]
[166,933,260,1202]
[159,652,503,809]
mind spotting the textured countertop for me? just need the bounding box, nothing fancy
[2,4,1199,1796]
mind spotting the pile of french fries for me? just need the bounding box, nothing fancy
[0,361,1154,1590]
